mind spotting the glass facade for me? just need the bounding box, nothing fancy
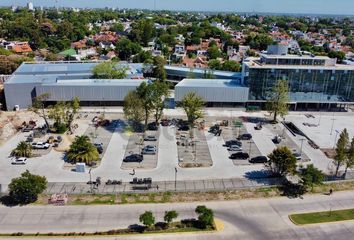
[245,66,354,102]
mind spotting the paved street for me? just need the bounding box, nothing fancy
[1,191,354,239]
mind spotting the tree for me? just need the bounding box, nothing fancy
[8,170,47,204]
[66,135,99,164]
[139,211,155,228]
[221,60,241,72]
[152,56,167,81]
[334,128,349,176]
[11,141,32,158]
[123,91,145,126]
[195,205,214,229]
[177,92,204,128]
[345,137,354,177]
[208,59,221,70]
[266,146,297,177]
[116,37,142,60]
[110,22,124,32]
[301,164,324,191]
[207,45,221,59]
[150,81,170,125]
[164,210,178,226]
[328,50,345,63]
[136,82,154,131]
[266,80,289,122]
[92,62,128,79]
[30,93,50,129]
[48,97,80,133]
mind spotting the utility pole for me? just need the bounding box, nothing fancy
[174,167,178,191]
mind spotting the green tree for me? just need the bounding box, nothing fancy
[152,56,167,81]
[301,164,324,191]
[164,210,178,226]
[266,146,297,177]
[334,128,349,176]
[222,60,241,72]
[177,92,204,127]
[139,211,155,228]
[67,135,99,164]
[30,93,50,129]
[110,22,124,32]
[195,205,214,229]
[116,37,142,60]
[136,82,154,131]
[11,141,32,158]
[151,81,170,125]
[328,50,345,63]
[207,45,221,59]
[345,137,354,177]
[123,91,145,126]
[92,62,128,79]
[8,170,47,204]
[266,80,289,122]
[208,59,221,70]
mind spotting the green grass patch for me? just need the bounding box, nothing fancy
[290,208,354,225]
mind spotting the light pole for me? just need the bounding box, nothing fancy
[174,167,178,191]
[248,141,252,158]
[333,130,340,149]
[330,112,335,135]
[299,138,306,157]
[89,168,93,194]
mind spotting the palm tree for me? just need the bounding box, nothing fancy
[67,135,99,164]
[11,141,32,157]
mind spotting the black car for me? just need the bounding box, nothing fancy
[249,156,268,164]
[123,154,143,162]
[147,122,158,131]
[178,125,190,131]
[229,152,249,159]
[94,143,103,154]
[238,133,252,140]
[225,140,242,147]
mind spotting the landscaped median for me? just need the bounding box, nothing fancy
[289,208,354,225]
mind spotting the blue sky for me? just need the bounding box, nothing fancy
[2,0,354,15]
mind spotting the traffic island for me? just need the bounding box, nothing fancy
[289,208,354,225]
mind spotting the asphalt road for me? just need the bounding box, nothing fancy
[1,191,354,239]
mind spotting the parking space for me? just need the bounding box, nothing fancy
[176,127,213,168]
[121,129,159,170]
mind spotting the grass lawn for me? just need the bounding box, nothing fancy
[290,209,354,225]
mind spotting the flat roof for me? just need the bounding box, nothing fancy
[164,65,242,78]
[176,78,247,88]
[42,79,147,86]
[261,54,331,60]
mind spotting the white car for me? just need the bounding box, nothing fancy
[227,145,243,151]
[32,142,50,149]
[12,157,27,165]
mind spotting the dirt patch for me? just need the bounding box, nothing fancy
[321,148,336,158]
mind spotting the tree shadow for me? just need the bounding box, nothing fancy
[279,183,306,199]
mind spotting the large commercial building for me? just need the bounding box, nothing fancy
[243,52,354,110]
[175,79,249,107]
[4,62,146,110]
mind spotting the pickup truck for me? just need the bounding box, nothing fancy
[32,142,50,149]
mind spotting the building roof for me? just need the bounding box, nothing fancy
[176,78,247,88]
[261,54,331,60]
[58,49,77,56]
[164,65,242,79]
[11,42,32,53]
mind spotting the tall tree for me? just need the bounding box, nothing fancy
[151,81,170,125]
[8,170,47,204]
[123,91,145,126]
[11,141,32,158]
[266,146,297,177]
[266,80,289,122]
[30,93,50,129]
[152,56,167,81]
[195,205,214,229]
[334,128,349,176]
[92,62,128,79]
[136,82,154,131]
[177,92,204,127]
[301,164,324,191]
[345,137,354,177]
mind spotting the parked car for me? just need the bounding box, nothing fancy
[237,133,252,140]
[144,145,156,150]
[144,135,157,141]
[12,157,27,165]
[161,119,169,126]
[178,125,190,131]
[229,152,249,159]
[94,143,103,154]
[123,154,143,162]
[148,122,158,131]
[32,142,50,149]
[254,123,262,130]
[249,156,268,164]
[224,140,242,147]
[142,148,157,155]
[272,135,282,144]
[227,145,242,151]
[293,153,302,161]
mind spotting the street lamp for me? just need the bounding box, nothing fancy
[299,138,306,157]
[330,112,335,135]
[248,141,252,157]
[174,167,178,191]
[89,168,93,194]
[333,130,340,149]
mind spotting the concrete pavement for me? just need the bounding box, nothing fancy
[1,191,354,239]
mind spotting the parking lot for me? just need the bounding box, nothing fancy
[121,129,159,170]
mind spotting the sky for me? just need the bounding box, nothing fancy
[1,0,354,15]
